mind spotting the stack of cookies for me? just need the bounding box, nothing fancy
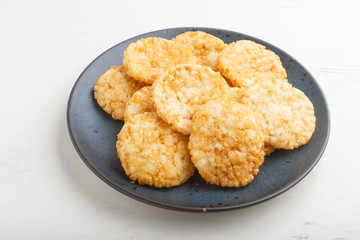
[94,31,316,188]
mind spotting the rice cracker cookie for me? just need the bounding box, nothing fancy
[124,86,155,122]
[153,64,231,135]
[239,80,316,150]
[94,65,145,120]
[230,87,243,102]
[218,40,287,88]
[123,37,198,84]
[173,31,226,71]
[230,87,276,155]
[264,145,276,156]
[189,100,265,187]
[117,112,195,188]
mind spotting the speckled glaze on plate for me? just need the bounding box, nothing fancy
[67,27,330,212]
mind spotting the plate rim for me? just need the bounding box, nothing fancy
[67,27,331,212]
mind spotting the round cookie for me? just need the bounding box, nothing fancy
[94,65,145,120]
[173,31,226,71]
[189,100,265,187]
[239,79,316,150]
[123,37,198,84]
[124,86,155,122]
[117,112,195,188]
[218,40,287,88]
[153,64,231,135]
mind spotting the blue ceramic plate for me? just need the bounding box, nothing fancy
[67,27,330,212]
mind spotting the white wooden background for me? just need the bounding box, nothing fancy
[1,0,360,239]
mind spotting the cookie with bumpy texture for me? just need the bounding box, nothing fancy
[117,112,195,188]
[218,40,287,88]
[173,31,226,71]
[153,64,231,135]
[264,145,276,156]
[189,100,265,187]
[124,86,155,122]
[230,87,275,155]
[123,37,198,84]
[238,79,316,150]
[94,66,145,120]
[230,87,243,102]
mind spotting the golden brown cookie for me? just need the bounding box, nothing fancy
[94,65,145,120]
[124,86,155,122]
[264,145,276,156]
[218,40,287,88]
[230,87,243,102]
[189,100,265,187]
[153,64,231,135]
[173,31,226,71]
[123,37,198,84]
[117,112,195,188]
[239,79,316,150]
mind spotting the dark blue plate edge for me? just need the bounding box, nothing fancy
[66,27,331,213]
